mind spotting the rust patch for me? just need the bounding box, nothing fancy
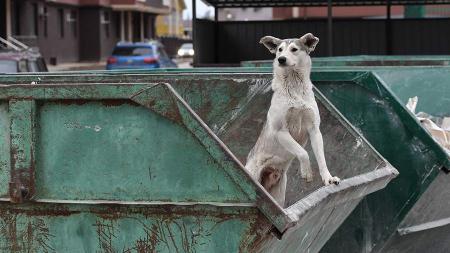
[50,99,89,106]
[240,213,273,253]
[46,99,139,107]
[89,204,257,221]
[1,205,79,217]
[0,211,55,252]
[9,166,35,203]
[94,219,116,253]
[100,99,139,107]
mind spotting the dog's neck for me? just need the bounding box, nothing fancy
[272,67,312,98]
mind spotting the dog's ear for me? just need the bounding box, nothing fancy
[259,36,282,54]
[299,33,319,54]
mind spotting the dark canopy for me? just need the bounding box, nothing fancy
[202,0,450,7]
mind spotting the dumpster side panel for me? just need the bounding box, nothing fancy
[0,102,10,198]
[383,224,450,253]
[376,68,450,117]
[381,171,450,253]
[318,79,443,253]
[0,204,260,253]
[35,100,250,202]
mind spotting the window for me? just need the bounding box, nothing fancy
[115,12,121,38]
[101,11,111,38]
[0,60,18,73]
[58,9,64,38]
[18,60,28,72]
[13,1,21,35]
[112,47,154,56]
[27,61,39,72]
[43,7,48,37]
[32,3,38,36]
[68,10,78,37]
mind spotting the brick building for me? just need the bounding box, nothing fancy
[0,0,170,64]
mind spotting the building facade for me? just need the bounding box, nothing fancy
[155,0,185,37]
[1,0,170,64]
[219,7,272,21]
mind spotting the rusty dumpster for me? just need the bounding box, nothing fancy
[0,75,398,252]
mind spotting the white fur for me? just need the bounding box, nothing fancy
[245,33,340,206]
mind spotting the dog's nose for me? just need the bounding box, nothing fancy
[278,57,286,65]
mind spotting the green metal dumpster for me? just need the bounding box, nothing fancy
[327,67,450,253]
[241,55,450,68]
[1,69,448,252]
[0,77,397,252]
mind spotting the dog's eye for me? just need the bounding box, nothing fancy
[278,48,283,52]
[291,48,298,52]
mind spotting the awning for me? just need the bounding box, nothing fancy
[203,0,450,7]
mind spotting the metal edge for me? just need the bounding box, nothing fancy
[284,165,398,235]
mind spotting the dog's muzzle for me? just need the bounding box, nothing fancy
[278,56,287,65]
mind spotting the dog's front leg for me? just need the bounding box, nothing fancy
[276,130,313,182]
[308,127,340,185]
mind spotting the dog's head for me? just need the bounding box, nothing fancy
[259,33,319,72]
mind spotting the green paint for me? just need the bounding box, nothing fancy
[0,103,10,198]
[405,6,426,18]
[0,204,259,253]
[36,101,249,202]
[374,68,450,117]
[9,99,36,202]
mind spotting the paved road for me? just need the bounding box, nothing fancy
[47,57,193,72]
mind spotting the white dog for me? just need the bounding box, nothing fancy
[245,33,340,206]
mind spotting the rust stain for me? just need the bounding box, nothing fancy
[94,219,116,253]
[9,135,36,203]
[241,214,274,253]
[51,99,89,106]
[9,170,33,204]
[88,204,256,222]
[1,205,79,217]
[100,100,139,107]
[1,214,20,252]
[0,212,55,252]
[46,99,139,107]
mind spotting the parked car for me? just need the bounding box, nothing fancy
[177,43,194,58]
[106,41,177,70]
[0,49,48,73]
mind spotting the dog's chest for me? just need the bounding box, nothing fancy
[285,103,315,143]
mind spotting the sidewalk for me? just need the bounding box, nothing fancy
[47,61,106,72]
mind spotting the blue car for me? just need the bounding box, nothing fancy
[106,41,177,70]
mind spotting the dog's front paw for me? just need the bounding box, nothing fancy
[323,176,340,186]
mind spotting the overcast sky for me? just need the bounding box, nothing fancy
[183,0,214,20]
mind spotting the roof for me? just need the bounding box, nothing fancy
[203,0,450,7]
